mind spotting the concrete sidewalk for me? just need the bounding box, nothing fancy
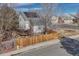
[15,42,71,56]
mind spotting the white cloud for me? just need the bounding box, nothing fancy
[0,3,32,7]
[15,7,42,12]
[10,3,32,7]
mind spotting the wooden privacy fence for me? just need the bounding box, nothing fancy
[16,31,60,48]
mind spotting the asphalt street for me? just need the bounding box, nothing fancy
[50,24,79,30]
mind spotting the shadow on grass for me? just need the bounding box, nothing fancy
[60,37,79,56]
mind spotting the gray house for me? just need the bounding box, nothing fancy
[18,12,45,35]
[18,12,30,31]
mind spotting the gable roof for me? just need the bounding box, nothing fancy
[24,12,39,18]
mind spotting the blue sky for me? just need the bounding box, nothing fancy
[14,3,79,14]
[58,3,79,14]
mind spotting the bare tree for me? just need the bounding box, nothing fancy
[40,3,58,34]
[0,4,19,41]
[76,10,79,25]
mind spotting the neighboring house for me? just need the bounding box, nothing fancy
[21,12,45,35]
[62,15,74,24]
[51,16,59,24]
[29,18,45,34]
[18,12,30,31]
[69,14,79,24]
[58,16,64,24]
[51,16,64,24]
[51,14,75,24]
